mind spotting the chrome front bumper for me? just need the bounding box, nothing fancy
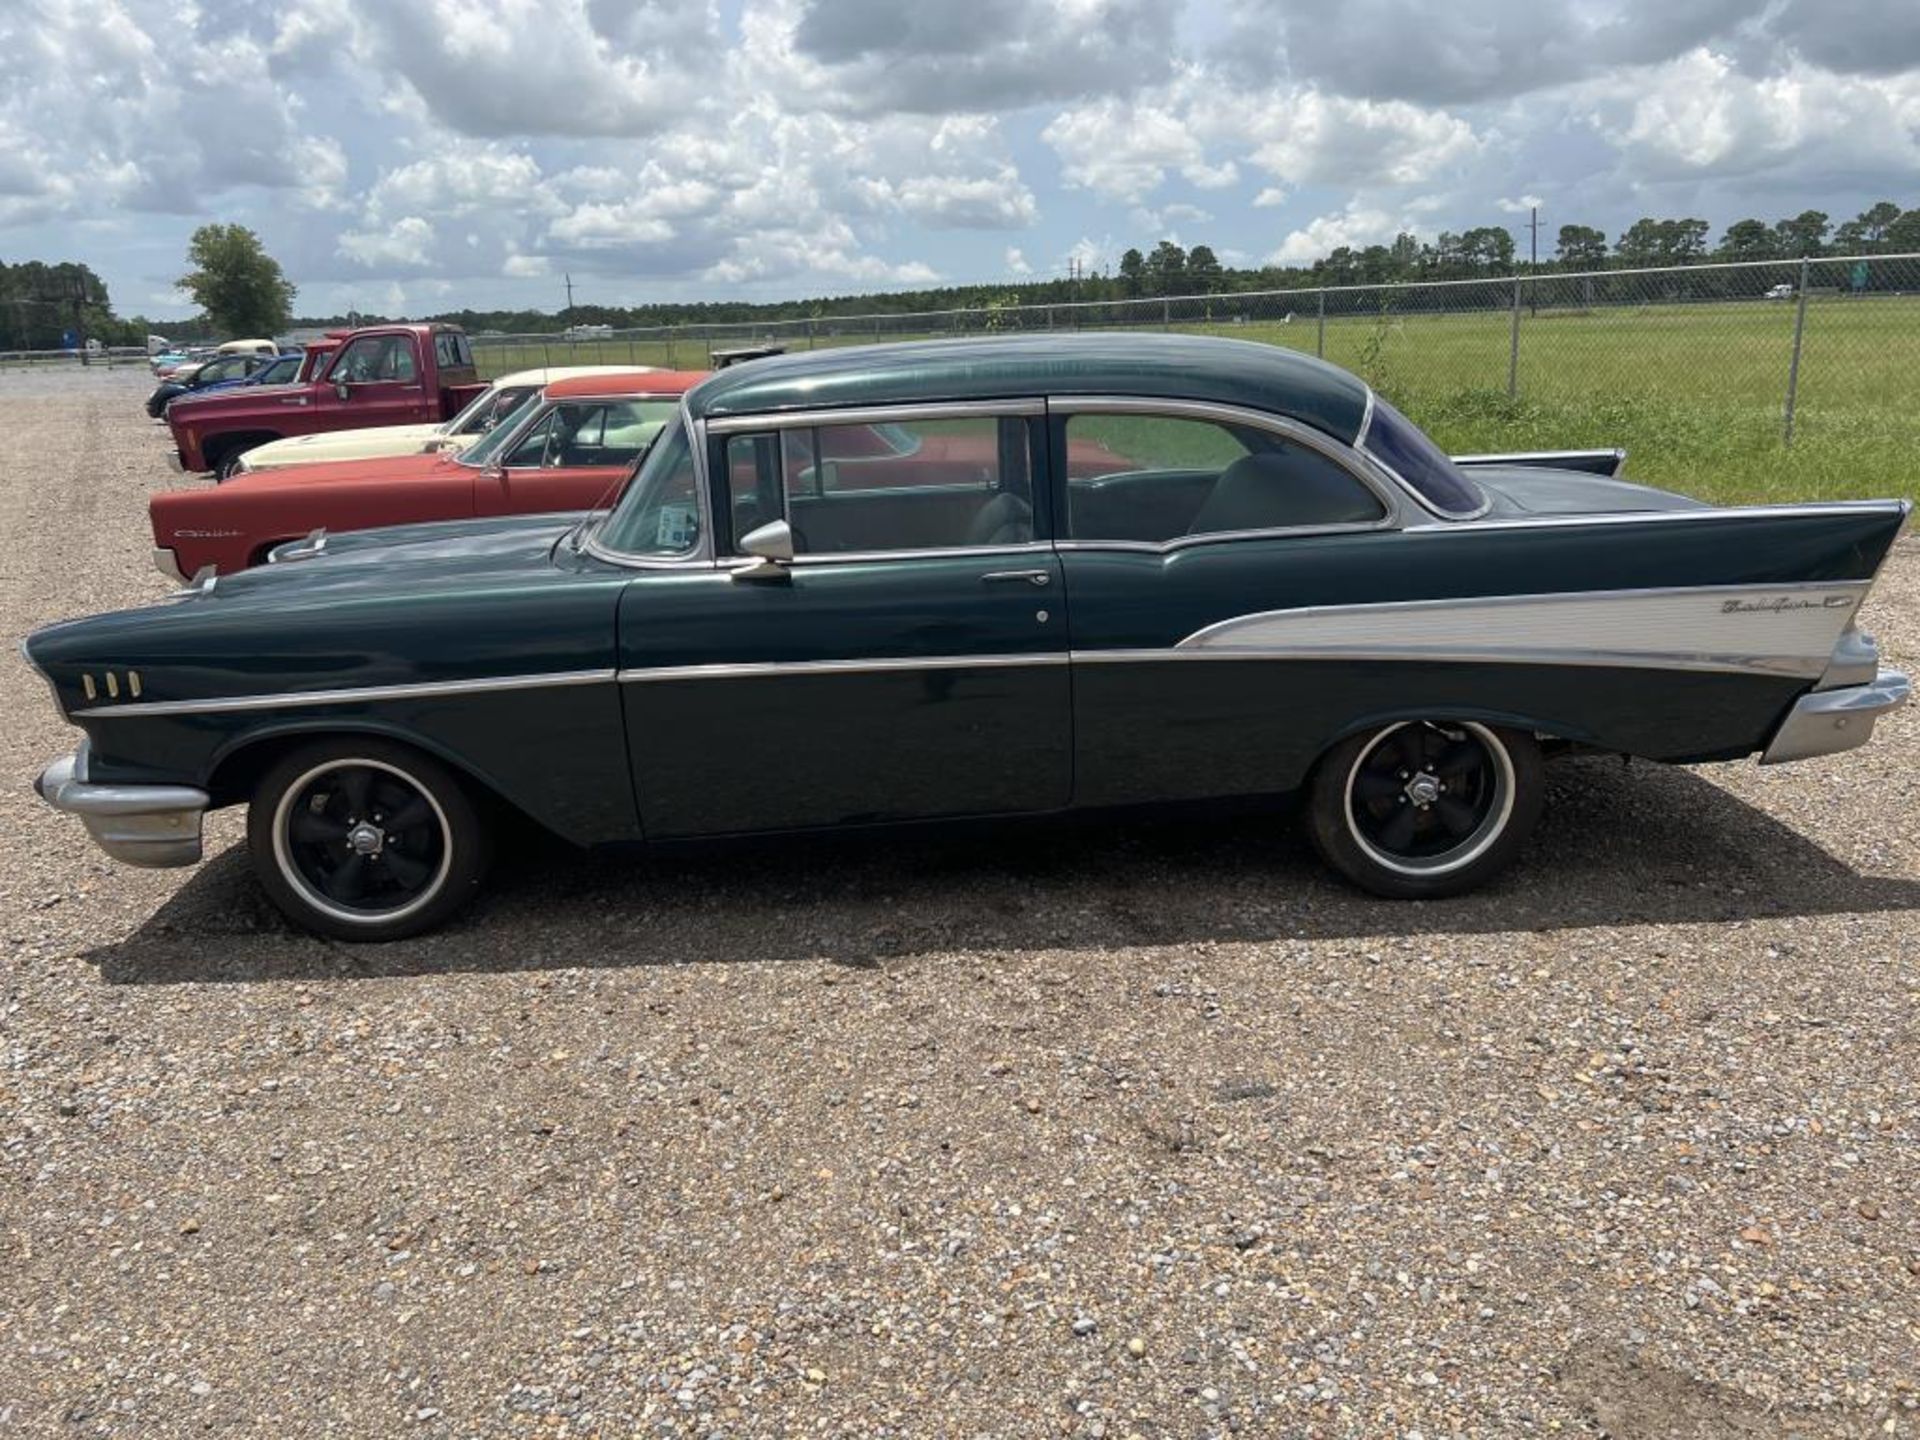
[34,747,209,867]
[1761,667,1911,765]
[166,448,186,474]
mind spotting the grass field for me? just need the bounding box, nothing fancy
[472,294,1919,508]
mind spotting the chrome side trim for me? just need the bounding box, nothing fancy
[35,747,209,868]
[619,654,1070,684]
[1761,668,1910,765]
[1170,582,1868,680]
[73,668,617,718]
[1405,498,1910,534]
[704,399,1047,434]
[1452,448,1627,477]
[1070,644,1818,679]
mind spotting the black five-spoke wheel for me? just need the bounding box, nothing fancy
[248,739,490,941]
[1307,720,1544,899]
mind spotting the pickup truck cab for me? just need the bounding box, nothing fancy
[166,323,486,478]
[151,368,705,579]
[232,365,657,474]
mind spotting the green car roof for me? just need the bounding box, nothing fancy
[683,332,1374,443]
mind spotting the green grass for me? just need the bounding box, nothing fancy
[472,295,1920,507]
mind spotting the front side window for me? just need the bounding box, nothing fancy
[499,399,677,469]
[330,335,417,384]
[725,414,1035,556]
[1360,396,1485,518]
[597,417,701,557]
[1064,412,1385,543]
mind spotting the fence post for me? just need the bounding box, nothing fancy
[1162,298,1170,332]
[1784,258,1811,446]
[667,328,677,367]
[807,318,816,351]
[1507,277,1522,398]
[1315,290,1325,358]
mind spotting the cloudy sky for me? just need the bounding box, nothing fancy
[3,0,1918,320]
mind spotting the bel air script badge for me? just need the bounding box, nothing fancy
[1722,595,1855,614]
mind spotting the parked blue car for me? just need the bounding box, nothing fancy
[146,351,301,418]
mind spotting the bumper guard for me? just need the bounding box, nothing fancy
[34,747,209,867]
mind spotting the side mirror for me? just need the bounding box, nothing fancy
[733,518,794,581]
[335,381,351,402]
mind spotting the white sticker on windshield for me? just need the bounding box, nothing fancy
[656,503,697,549]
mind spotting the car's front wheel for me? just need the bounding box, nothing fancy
[1306,720,1543,899]
[247,738,490,941]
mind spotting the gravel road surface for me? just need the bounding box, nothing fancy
[3,367,1917,1438]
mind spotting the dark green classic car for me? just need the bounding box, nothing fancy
[25,335,1912,940]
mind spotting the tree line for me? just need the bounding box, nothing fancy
[13,197,1918,348]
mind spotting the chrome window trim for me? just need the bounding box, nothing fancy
[716,541,1058,571]
[1354,387,1377,450]
[581,402,721,570]
[73,668,617,719]
[1045,394,1403,541]
[703,399,1047,435]
[620,654,1069,684]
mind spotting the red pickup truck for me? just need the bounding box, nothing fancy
[165,323,487,478]
[151,369,705,579]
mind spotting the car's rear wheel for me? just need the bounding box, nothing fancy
[247,738,490,941]
[1306,720,1542,899]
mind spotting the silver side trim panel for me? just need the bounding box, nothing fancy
[1166,582,1869,680]
[619,654,1070,683]
[73,668,617,718]
[1407,498,1909,534]
[35,747,208,867]
[1762,668,1909,764]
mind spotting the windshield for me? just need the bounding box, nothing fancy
[444,382,539,437]
[453,390,549,467]
[1360,396,1486,518]
[594,416,701,557]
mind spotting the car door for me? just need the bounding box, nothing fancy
[473,397,675,517]
[614,404,1071,838]
[320,334,430,429]
[1050,398,1411,808]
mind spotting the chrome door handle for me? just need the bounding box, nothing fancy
[982,569,1051,586]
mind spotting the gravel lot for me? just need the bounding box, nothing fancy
[3,366,1917,1438]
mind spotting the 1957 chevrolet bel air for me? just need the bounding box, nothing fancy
[24,335,1911,941]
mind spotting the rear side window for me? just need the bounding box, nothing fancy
[1360,396,1485,518]
[1064,412,1385,543]
[724,414,1036,556]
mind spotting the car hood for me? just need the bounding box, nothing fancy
[205,511,592,604]
[1466,465,1706,517]
[215,450,468,489]
[255,422,446,454]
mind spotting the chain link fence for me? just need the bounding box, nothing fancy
[471,254,1919,503]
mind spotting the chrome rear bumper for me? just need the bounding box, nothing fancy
[1761,667,1910,765]
[34,746,208,867]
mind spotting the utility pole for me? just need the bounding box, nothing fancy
[1527,203,1542,317]
[564,273,575,314]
